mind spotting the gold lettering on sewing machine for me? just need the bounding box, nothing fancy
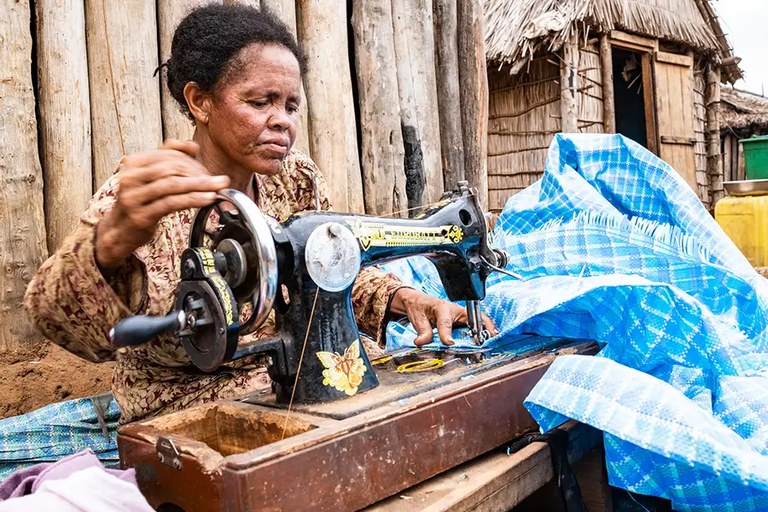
[194,248,235,326]
[198,248,217,275]
[210,275,235,325]
[347,220,464,251]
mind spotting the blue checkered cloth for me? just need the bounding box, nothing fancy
[382,134,768,511]
[0,394,120,480]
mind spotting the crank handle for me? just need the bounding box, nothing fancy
[110,311,186,347]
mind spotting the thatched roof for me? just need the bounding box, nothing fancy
[721,88,768,133]
[485,0,742,82]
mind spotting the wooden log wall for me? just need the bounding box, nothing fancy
[457,0,489,209]
[0,1,48,350]
[157,0,205,141]
[391,0,444,207]
[434,0,465,191]
[299,0,364,212]
[36,0,92,254]
[352,0,407,216]
[86,0,163,190]
[4,0,491,349]
[262,0,310,155]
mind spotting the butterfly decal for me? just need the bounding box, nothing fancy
[316,340,367,396]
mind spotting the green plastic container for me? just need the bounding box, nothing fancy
[742,135,768,180]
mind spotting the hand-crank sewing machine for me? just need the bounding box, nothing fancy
[114,182,596,511]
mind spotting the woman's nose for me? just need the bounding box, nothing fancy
[268,107,294,131]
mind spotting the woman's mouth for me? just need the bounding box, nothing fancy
[258,140,290,157]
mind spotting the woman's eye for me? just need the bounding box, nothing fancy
[287,104,299,115]
[249,100,268,108]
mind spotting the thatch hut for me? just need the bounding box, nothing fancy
[483,0,742,211]
[720,88,768,181]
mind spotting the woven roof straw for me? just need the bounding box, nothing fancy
[484,0,741,82]
[721,88,768,133]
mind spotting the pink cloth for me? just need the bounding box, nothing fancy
[0,450,152,512]
[0,449,134,500]
[0,467,153,512]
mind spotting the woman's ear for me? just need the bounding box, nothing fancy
[184,82,211,125]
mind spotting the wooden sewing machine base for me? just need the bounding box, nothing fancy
[118,337,596,511]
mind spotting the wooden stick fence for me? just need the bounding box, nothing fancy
[0,0,487,350]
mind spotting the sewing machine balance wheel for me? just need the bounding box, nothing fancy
[109,189,279,372]
[189,189,279,336]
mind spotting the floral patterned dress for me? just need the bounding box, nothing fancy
[24,150,405,423]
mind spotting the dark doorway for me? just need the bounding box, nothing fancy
[612,47,648,148]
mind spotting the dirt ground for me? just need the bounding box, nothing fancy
[0,342,114,419]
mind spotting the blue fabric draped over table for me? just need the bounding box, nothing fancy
[383,134,768,512]
[0,394,119,480]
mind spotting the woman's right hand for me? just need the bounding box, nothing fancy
[95,139,230,271]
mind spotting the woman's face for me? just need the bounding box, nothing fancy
[205,43,301,176]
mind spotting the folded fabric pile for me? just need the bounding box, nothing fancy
[0,449,151,511]
[0,393,120,480]
[383,134,768,511]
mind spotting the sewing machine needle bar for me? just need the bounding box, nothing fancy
[466,300,486,346]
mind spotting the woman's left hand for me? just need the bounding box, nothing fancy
[388,288,498,346]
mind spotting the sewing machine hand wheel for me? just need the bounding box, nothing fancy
[190,189,279,336]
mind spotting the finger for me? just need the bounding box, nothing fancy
[481,313,499,337]
[410,310,435,346]
[447,304,497,341]
[124,174,229,207]
[122,150,208,176]
[119,162,220,196]
[451,304,469,325]
[162,139,200,158]
[434,305,455,346]
[138,191,220,225]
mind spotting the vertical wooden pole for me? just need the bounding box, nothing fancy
[86,0,163,191]
[261,0,311,157]
[737,140,745,181]
[457,0,488,209]
[722,133,732,183]
[560,30,579,133]
[433,0,465,191]
[298,0,364,212]
[352,0,407,216]
[599,34,616,133]
[157,0,206,141]
[391,0,444,208]
[706,64,723,205]
[640,54,658,155]
[0,0,48,350]
[36,0,92,253]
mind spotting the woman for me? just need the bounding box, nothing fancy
[24,3,495,423]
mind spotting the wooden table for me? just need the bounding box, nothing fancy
[119,340,601,511]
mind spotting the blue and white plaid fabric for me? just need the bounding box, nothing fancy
[382,134,768,511]
[0,394,120,479]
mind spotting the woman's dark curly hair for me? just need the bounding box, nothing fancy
[166,3,307,120]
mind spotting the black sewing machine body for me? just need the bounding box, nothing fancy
[114,183,597,511]
[258,187,497,403]
[112,182,505,404]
